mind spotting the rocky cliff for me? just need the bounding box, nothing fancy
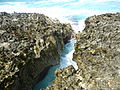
[0,12,73,90]
[47,13,120,90]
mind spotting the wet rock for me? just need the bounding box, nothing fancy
[0,12,73,90]
[47,13,120,90]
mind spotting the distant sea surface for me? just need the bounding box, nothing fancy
[0,0,120,32]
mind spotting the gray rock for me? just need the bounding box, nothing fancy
[47,13,120,90]
[0,12,73,90]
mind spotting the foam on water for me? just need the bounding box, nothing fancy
[0,0,120,33]
[60,39,78,70]
[34,39,77,90]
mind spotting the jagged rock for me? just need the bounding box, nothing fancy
[0,12,73,90]
[47,13,120,90]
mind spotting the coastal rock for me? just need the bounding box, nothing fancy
[0,12,73,90]
[47,13,120,90]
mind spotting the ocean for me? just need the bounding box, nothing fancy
[34,39,78,90]
[0,0,120,32]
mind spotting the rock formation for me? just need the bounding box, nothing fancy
[0,12,73,90]
[47,13,120,90]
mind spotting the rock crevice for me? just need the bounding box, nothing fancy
[0,12,73,90]
[47,13,120,90]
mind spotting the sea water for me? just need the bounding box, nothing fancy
[0,0,120,32]
[34,39,78,90]
[60,39,78,70]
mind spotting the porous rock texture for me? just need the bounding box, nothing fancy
[47,13,120,90]
[0,12,73,90]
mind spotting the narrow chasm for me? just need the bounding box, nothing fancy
[0,12,74,90]
[47,13,120,90]
[34,36,78,90]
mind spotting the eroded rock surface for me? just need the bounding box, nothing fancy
[0,12,73,90]
[47,13,120,90]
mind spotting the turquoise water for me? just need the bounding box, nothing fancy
[34,39,77,90]
[0,0,120,32]
[34,65,60,89]
[0,0,120,89]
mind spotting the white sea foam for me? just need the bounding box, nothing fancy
[70,19,85,33]
[60,39,78,70]
[60,51,78,70]
[0,0,119,34]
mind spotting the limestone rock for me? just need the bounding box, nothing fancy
[47,13,120,90]
[0,12,73,90]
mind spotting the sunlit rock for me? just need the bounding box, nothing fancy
[0,12,73,90]
[47,13,120,90]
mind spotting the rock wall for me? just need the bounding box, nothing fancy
[0,12,73,90]
[47,13,120,90]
